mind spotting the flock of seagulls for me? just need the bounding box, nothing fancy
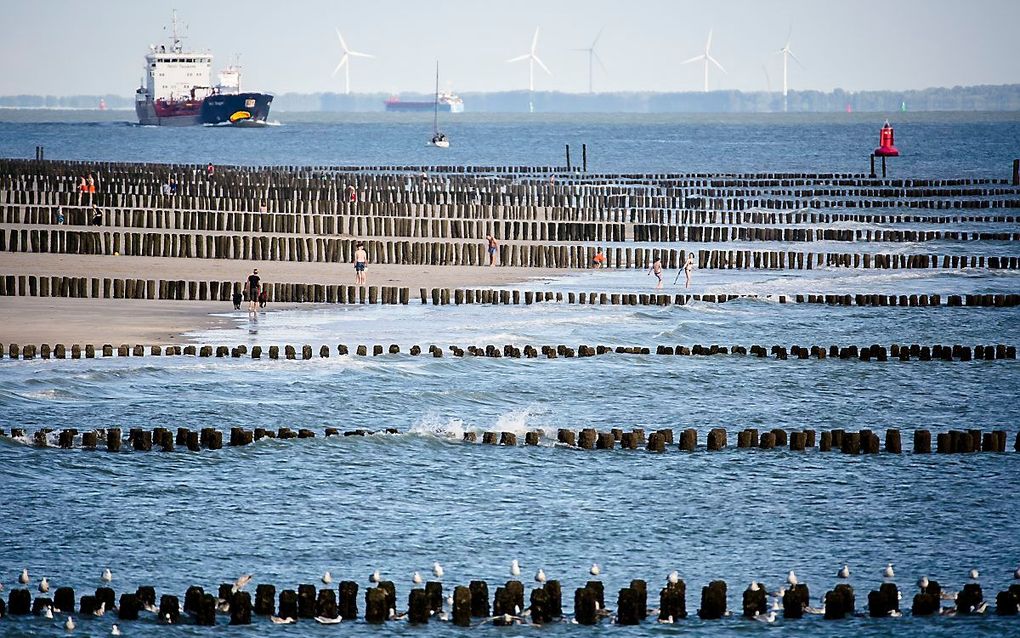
[4,562,1019,629]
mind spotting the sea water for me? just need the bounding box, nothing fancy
[0,112,1018,636]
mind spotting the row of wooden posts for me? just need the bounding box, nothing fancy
[2,159,1017,218]
[2,575,1017,625]
[8,202,1020,229]
[6,204,1020,244]
[3,227,1019,272]
[3,273,1020,309]
[6,425,1017,455]
[1,342,1016,362]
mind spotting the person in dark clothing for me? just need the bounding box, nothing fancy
[232,290,243,310]
[258,289,268,308]
[246,269,260,313]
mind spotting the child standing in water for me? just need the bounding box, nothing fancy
[648,256,664,289]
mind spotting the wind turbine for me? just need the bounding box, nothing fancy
[574,27,607,93]
[777,29,801,111]
[682,29,726,93]
[332,28,374,95]
[507,26,552,112]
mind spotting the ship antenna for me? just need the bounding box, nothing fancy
[171,9,181,52]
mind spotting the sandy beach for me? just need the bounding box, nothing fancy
[0,252,568,343]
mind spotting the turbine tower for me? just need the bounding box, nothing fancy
[332,29,374,95]
[507,26,552,112]
[574,27,607,93]
[777,29,801,112]
[682,29,726,93]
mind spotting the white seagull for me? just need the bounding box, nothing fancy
[40,577,50,593]
[754,611,776,623]
[19,569,29,584]
[101,569,112,583]
[432,562,444,579]
[510,560,521,578]
[883,563,895,579]
[918,575,930,589]
[412,572,423,585]
[322,571,333,585]
[590,563,601,577]
[314,615,343,624]
[93,602,106,617]
[535,569,546,584]
[968,568,979,581]
[787,570,798,586]
[44,606,54,619]
[270,616,295,624]
[838,565,850,579]
[369,569,381,584]
[232,574,252,593]
[668,571,679,585]
[65,616,76,631]
[749,581,760,591]
[111,625,122,636]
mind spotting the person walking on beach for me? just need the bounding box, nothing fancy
[683,251,696,289]
[354,242,368,285]
[246,268,261,313]
[648,256,664,289]
[77,176,87,206]
[593,249,606,269]
[486,234,499,267]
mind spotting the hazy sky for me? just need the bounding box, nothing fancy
[3,0,1019,96]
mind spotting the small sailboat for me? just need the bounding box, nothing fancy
[430,62,450,148]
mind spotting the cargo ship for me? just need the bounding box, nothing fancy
[385,91,464,113]
[134,12,272,126]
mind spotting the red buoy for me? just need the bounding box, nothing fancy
[874,120,899,157]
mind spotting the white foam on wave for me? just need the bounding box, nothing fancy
[408,413,468,439]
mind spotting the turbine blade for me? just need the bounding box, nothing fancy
[591,26,605,49]
[332,54,348,76]
[788,49,803,67]
[335,29,349,53]
[593,50,608,74]
[706,28,713,53]
[708,55,726,74]
[349,51,373,58]
[785,25,792,49]
[534,55,552,76]
[531,26,540,54]
[681,54,705,65]
[507,54,530,63]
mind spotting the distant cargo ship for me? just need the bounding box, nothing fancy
[385,92,464,113]
[134,12,273,126]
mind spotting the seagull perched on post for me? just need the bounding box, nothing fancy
[668,571,679,585]
[369,569,381,584]
[883,563,895,579]
[101,569,112,583]
[232,574,252,594]
[432,562,444,579]
[786,571,798,586]
[589,563,601,577]
[837,565,850,579]
[510,560,521,578]
[40,577,50,593]
[535,569,546,584]
[412,572,422,585]
[322,571,333,585]
[19,569,29,584]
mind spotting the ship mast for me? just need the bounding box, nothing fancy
[171,10,182,53]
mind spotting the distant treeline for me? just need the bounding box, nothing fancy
[3,85,1019,113]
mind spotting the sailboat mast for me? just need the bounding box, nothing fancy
[433,61,439,134]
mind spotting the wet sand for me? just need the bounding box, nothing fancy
[0,253,566,344]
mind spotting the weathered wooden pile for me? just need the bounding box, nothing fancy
[2,571,1017,627]
[4,425,1017,455]
[1,342,1015,361]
